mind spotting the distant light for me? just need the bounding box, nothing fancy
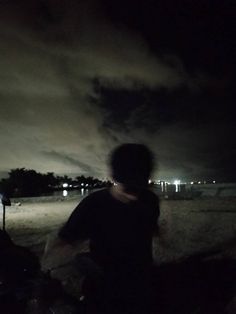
[69,184,72,187]
[198,181,201,184]
[81,183,84,186]
[86,183,89,187]
[81,188,84,196]
[63,190,68,197]
[63,183,68,188]
[213,180,216,184]
[148,179,152,184]
[190,182,194,185]
[173,180,180,186]
[174,180,180,192]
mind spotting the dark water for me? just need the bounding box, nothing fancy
[52,188,92,198]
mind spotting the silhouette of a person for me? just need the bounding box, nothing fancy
[58,143,160,313]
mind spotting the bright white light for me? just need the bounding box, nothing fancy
[81,183,84,186]
[190,182,194,185]
[148,179,152,184]
[173,180,180,186]
[173,180,180,192]
[213,180,216,184]
[81,188,84,196]
[198,181,201,184]
[86,184,89,187]
[63,190,68,197]
[63,183,68,188]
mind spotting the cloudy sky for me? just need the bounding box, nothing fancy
[0,0,235,182]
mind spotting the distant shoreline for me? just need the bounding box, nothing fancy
[6,183,236,204]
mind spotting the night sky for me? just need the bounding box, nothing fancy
[0,0,235,182]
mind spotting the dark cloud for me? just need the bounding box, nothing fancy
[0,0,235,182]
[103,0,236,78]
[93,84,235,180]
[41,150,99,176]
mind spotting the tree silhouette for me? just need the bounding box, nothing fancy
[0,168,56,197]
[0,168,111,197]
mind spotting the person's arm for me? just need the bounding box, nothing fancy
[58,195,93,244]
[43,231,77,262]
[42,197,93,269]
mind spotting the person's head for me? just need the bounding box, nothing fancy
[109,143,154,189]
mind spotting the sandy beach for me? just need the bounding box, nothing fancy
[2,197,236,263]
[1,196,236,313]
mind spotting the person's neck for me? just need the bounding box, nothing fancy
[110,183,138,203]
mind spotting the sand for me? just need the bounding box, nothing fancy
[1,197,236,313]
[2,197,236,263]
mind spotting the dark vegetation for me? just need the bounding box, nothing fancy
[0,168,112,198]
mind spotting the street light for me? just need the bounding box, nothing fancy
[0,194,11,232]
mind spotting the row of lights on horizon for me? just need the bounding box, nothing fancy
[148,180,216,185]
[62,183,90,188]
[62,182,89,197]
[62,180,217,189]
[149,179,216,193]
[61,180,217,197]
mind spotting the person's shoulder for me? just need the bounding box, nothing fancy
[73,188,110,212]
[84,188,110,202]
[79,188,111,213]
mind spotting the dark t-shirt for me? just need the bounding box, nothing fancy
[59,188,159,270]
